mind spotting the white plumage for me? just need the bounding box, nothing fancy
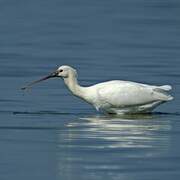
[22,65,173,114]
[86,80,173,114]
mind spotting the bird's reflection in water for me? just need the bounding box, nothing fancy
[65,113,171,149]
[57,113,172,179]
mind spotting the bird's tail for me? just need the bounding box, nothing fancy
[159,85,172,91]
[154,85,173,101]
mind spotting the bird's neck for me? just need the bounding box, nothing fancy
[63,75,86,98]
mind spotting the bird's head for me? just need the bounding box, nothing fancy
[55,65,77,78]
[21,65,77,90]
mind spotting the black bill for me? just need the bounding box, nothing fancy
[21,71,58,90]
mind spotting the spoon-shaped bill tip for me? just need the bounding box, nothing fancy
[21,86,27,90]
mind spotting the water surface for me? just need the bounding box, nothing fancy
[0,0,180,180]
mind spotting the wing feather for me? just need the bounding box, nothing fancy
[97,81,158,107]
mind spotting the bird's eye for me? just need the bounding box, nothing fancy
[59,69,63,73]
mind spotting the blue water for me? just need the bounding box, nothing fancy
[0,0,180,179]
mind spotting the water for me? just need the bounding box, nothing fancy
[0,0,180,179]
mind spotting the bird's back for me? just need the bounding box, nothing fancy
[89,80,173,109]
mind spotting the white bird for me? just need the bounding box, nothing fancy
[22,65,173,114]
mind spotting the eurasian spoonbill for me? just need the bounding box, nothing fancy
[22,65,173,114]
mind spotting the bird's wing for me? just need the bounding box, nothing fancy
[97,81,160,107]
